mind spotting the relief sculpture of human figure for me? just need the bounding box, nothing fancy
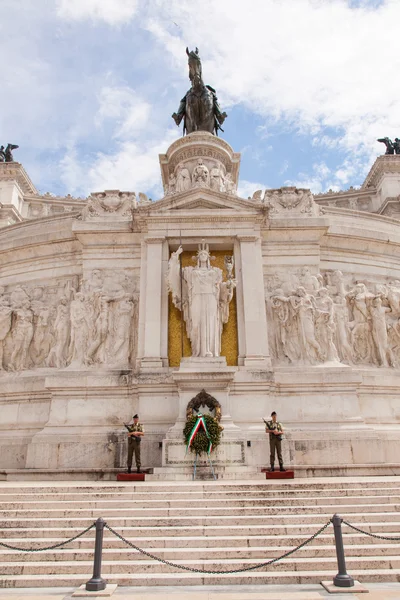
[175,164,191,193]
[167,240,236,358]
[0,288,12,371]
[192,159,210,187]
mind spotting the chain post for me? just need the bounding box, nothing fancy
[331,514,354,588]
[86,518,107,592]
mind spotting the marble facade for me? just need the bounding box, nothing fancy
[1,132,400,478]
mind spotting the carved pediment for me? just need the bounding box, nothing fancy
[145,188,262,214]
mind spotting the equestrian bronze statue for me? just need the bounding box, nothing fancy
[172,47,227,136]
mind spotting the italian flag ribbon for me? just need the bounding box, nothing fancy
[186,413,213,455]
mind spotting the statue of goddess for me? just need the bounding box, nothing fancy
[167,241,236,358]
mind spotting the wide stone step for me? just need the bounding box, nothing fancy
[0,480,399,493]
[1,568,400,587]
[1,554,400,576]
[1,520,399,543]
[1,494,398,510]
[2,487,400,501]
[1,501,398,520]
[1,542,400,563]
[1,510,399,529]
[2,531,398,549]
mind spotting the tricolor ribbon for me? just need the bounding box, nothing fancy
[186,413,213,455]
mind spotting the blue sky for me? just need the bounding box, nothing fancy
[1,0,399,199]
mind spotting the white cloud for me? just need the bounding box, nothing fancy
[56,0,138,24]
[95,87,151,138]
[145,0,400,164]
[60,84,179,196]
[87,132,178,195]
[238,180,268,200]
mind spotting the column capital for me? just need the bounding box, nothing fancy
[145,236,166,244]
[236,234,259,242]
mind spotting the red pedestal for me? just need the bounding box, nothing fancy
[261,469,294,479]
[117,473,145,482]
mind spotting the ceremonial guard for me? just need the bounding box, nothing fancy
[126,414,144,473]
[265,411,286,472]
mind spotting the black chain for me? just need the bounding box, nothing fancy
[343,520,400,541]
[0,523,96,552]
[104,520,331,575]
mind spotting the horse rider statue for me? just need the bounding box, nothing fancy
[377,137,400,155]
[0,143,19,162]
[172,47,227,136]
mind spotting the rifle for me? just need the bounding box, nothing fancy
[124,423,142,442]
[262,418,283,441]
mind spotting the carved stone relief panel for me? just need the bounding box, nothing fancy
[0,270,140,373]
[164,157,236,197]
[266,268,400,369]
[262,187,320,218]
[81,191,138,220]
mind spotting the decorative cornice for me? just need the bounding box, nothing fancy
[362,155,400,189]
[0,162,38,195]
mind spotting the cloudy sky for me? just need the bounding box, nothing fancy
[1,0,399,199]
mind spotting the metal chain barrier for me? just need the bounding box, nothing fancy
[343,519,400,541]
[0,522,96,552]
[104,520,331,575]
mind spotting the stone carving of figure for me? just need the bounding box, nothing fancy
[289,286,323,362]
[386,280,400,315]
[47,297,71,368]
[314,287,340,362]
[299,267,319,294]
[167,241,236,358]
[333,297,353,363]
[69,293,90,366]
[167,172,176,195]
[369,296,394,367]
[85,270,103,293]
[332,270,346,298]
[86,295,110,365]
[30,287,54,367]
[175,164,191,193]
[9,301,34,371]
[270,290,296,362]
[0,146,5,162]
[346,283,374,364]
[0,288,12,370]
[210,163,224,192]
[223,173,237,195]
[192,159,210,188]
[112,296,134,364]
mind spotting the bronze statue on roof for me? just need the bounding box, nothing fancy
[172,47,227,136]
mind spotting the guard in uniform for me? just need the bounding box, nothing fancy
[266,411,286,472]
[127,414,144,473]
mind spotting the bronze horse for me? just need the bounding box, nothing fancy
[172,48,227,136]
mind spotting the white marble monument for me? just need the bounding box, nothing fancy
[0,131,400,479]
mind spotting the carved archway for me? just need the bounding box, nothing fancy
[186,389,222,422]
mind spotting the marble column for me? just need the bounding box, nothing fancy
[139,237,165,370]
[237,235,271,369]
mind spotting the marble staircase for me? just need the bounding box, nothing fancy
[0,478,399,588]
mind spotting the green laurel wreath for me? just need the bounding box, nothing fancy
[183,414,223,456]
